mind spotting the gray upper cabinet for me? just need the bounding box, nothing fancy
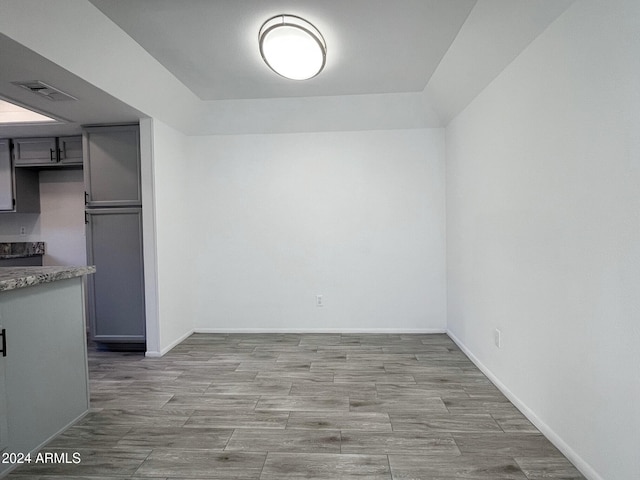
[13,137,57,166]
[84,125,141,207]
[0,139,40,213]
[0,140,12,211]
[12,136,83,168]
[58,136,83,165]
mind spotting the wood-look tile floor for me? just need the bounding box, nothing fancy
[7,333,585,479]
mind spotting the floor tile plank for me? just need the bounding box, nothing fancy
[514,457,586,479]
[452,433,563,457]
[185,410,289,429]
[390,412,503,432]
[341,430,460,455]
[226,429,341,453]
[261,452,391,479]
[350,394,448,413]
[388,454,529,479]
[117,426,233,449]
[133,449,266,478]
[287,411,392,431]
[256,395,349,411]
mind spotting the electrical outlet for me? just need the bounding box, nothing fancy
[19,226,26,235]
[316,295,323,307]
[494,329,502,348]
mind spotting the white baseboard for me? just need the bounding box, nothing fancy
[194,328,447,334]
[446,329,603,480]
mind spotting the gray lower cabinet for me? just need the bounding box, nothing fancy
[86,207,145,344]
[0,338,6,452]
[0,277,89,468]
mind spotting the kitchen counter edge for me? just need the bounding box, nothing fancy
[0,266,96,292]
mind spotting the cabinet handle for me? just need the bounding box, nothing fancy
[0,329,6,357]
[50,148,55,162]
[84,192,89,205]
[59,148,65,160]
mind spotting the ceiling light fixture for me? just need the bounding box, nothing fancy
[0,98,57,125]
[259,14,326,81]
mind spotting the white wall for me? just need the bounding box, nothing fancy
[0,213,39,242]
[188,129,446,332]
[445,1,640,479]
[39,169,86,266]
[148,119,196,353]
[0,169,85,266]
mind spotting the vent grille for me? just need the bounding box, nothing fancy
[11,80,77,102]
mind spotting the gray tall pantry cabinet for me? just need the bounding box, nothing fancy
[84,125,146,347]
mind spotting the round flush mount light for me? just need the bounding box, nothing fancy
[259,14,327,80]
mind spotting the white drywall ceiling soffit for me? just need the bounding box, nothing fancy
[259,14,327,80]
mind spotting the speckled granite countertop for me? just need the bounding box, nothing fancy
[0,266,96,292]
[0,242,45,259]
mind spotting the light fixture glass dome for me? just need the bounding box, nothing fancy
[259,14,326,80]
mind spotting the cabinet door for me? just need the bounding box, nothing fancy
[0,353,6,453]
[0,141,39,214]
[86,208,145,343]
[0,140,13,211]
[58,136,83,165]
[0,279,89,465]
[84,125,141,207]
[13,137,57,166]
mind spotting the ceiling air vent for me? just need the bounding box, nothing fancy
[11,80,77,102]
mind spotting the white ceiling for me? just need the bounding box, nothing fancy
[0,0,575,135]
[88,0,477,100]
